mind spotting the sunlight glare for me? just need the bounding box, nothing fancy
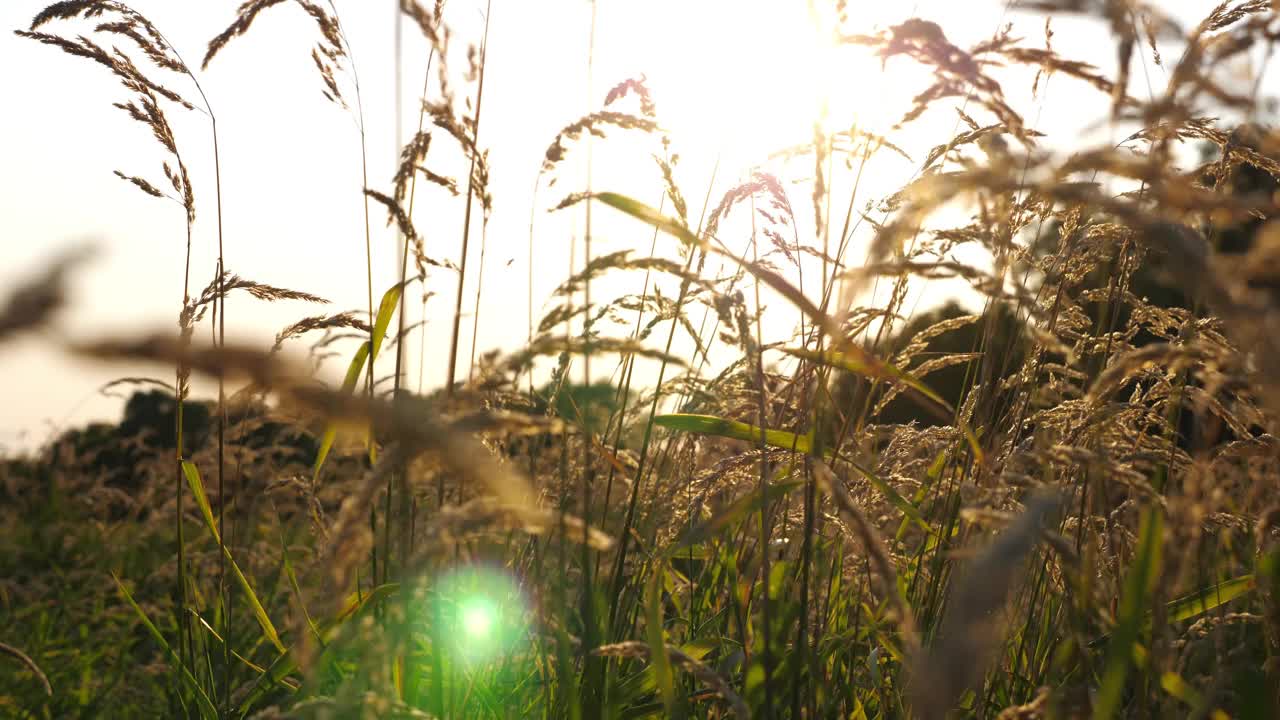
[603,1,904,170]
[461,597,497,639]
[430,566,529,665]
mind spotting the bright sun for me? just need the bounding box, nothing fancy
[601,0,909,171]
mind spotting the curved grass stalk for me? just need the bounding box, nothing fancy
[445,0,493,395]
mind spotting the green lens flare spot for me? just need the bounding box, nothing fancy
[429,566,530,666]
[461,598,496,639]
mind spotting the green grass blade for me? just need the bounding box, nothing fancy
[1094,508,1163,720]
[654,413,812,453]
[594,192,702,248]
[182,460,286,654]
[646,564,676,715]
[235,583,400,716]
[187,609,286,680]
[370,282,403,365]
[181,460,218,541]
[112,572,218,718]
[321,582,401,635]
[312,341,369,479]
[226,567,282,652]
[1089,573,1256,650]
[782,347,950,411]
[1165,574,1255,624]
[280,538,321,643]
[235,647,299,718]
[366,281,404,467]
[312,280,403,477]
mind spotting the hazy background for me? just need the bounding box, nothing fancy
[0,0,1254,450]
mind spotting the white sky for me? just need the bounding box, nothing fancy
[0,0,1261,450]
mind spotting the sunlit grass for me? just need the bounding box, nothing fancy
[3,1,1280,719]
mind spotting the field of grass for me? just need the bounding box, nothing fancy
[3,1,1280,718]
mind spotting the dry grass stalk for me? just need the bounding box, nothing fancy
[12,0,1280,716]
[541,111,662,179]
[16,25,196,219]
[202,0,290,69]
[411,497,614,555]
[0,247,93,343]
[17,30,192,109]
[364,189,459,277]
[505,334,690,376]
[0,640,52,697]
[811,458,920,656]
[73,334,302,387]
[272,312,370,352]
[592,641,751,719]
[391,130,433,203]
[111,170,165,199]
[205,0,348,109]
[910,491,1062,720]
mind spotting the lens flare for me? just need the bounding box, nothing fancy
[430,566,529,665]
[461,597,496,639]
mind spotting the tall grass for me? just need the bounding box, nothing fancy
[3,0,1280,718]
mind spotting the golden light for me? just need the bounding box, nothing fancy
[601,1,910,171]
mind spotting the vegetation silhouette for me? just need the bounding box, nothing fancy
[833,127,1277,454]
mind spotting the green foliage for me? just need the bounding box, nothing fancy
[535,380,634,438]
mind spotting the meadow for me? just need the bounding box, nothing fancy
[2,0,1280,718]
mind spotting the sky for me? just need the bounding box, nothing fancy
[0,0,1264,451]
